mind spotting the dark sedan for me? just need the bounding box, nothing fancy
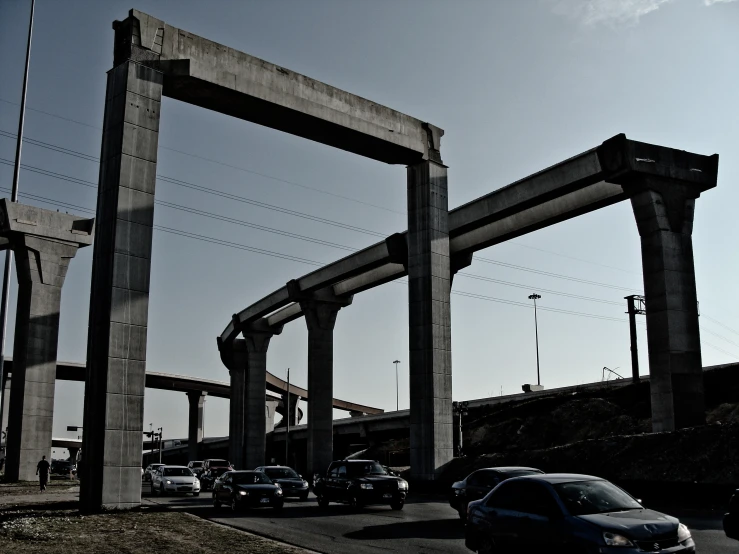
[212,471,284,512]
[450,466,543,520]
[255,465,309,500]
[465,474,695,553]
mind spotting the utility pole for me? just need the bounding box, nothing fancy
[285,368,290,466]
[528,294,542,386]
[0,0,35,428]
[157,427,163,464]
[393,360,400,411]
[625,295,645,384]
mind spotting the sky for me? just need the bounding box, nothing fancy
[0,0,737,457]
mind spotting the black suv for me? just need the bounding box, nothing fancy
[314,459,408,510]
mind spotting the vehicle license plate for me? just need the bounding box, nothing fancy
[383,493,392,499]
[260,497,270,503]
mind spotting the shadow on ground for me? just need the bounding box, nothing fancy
[343,518,464,541]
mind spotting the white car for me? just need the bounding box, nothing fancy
[152,465,201,496]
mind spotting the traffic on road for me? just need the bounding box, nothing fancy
[140,458,737,553]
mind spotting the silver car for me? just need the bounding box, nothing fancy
[152,465,201,496]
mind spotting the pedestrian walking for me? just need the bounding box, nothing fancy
[36,455,50,492]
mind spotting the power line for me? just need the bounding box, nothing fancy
[0,99,404,215]
[701,340,739,360]
[702,313,739,338]
[701,327,739,351]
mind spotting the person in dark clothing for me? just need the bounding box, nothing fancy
[36,455,50,491]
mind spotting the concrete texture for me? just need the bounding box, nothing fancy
[186,391,206,462]
[114,10,437,166]
[80,59,162,512]
[221,339,248,469]
[407,159,453,482]
[0,201,92,482]
[299,293,351,477]
[631,185,704,431]
[1,374,10,449]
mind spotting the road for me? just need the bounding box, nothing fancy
[144,484,735,553]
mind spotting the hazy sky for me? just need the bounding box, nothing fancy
[0,0,737,456]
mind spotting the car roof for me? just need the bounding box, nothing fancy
[515,473,605,484]
[340,459,379,463]
[228,470,263,474]
[473,466,542,473]
[259,465,293,469]
[162,465,189,469]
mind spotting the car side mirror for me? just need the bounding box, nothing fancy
[635,498,642,504]
[298,474,302,479]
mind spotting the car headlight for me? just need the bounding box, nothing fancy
[166,480,172,485]
[194,479,199,485]
[360,483,373,490]
[678,523,691,542]
[603,532,634,546]
[398,480,408,490]
[302,480,309,487]
[239,491,248,496]
[454,489,463,495]
[275,489,283,496]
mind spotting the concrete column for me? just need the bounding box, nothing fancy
[301,297,347,478]
[4,236,80,481]
[631,183,704,432]
[277,392,301,427]
[80,59,163,511]
[407,155,453,482]
[1,373,9,449]
[186,392,206,462]
[222,339,248,469]
[242,330,277,470]
[68,447,80,463]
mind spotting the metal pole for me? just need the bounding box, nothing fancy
[626,296,640,384]
[158,427,163,464]
[393,360,400,411]
[0,0,35,432]
[285,368,289,466]
[534,298,540,386]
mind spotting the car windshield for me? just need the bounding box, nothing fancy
[263,468,299,479]
[554,480,642,515]
[347,462,387,477]
[163,468,193,477]
[232,472,272,485]
[190,462,203,468]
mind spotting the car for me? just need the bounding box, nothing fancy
[50,459,77,479]
[465,473,695,553]
[187,460,204,477]
[724,489,739,540]
[212,470,283,512]
[144,463,165,482]
[151,465,201,496]
[450,466,544,520]
[313,459,408,510]
[255,465,309,500]
[200,459,233,490]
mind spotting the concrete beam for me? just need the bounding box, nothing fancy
[113,10,439,165]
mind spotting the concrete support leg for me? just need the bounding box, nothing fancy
[265,399,279,433]
[1,373,9,448]
[187,392,206,462]
[631,185,704,432]
[242,330,276,470]
[5,237,79,481]
[277,392,301,427]
[80,60,163,511]
[223,339,248,469]
[68,447,80,463]
[301,298,345,478]
[407,158,453,482]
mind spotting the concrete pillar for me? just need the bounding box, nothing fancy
[1,373,9,449]
[300,295,350,478]
[277,392,301,427]
[4,235,82,481]
[186,392,206,462]
[222,339,248,469]
[68,447,80,463]
[241,329,279,470]
[631,183,704,432]
[80,58,163,511]
[407,147,453,481]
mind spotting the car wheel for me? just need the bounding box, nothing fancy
[274,500,284,511]
[300,492,309,501]
[316,493,329,508]
[159,484,166,497]
[349,494,363,509]
[213,494,221,509]
[193,492,200,497]
[230,496,239,512]
[458,507,467,521]
[391,500,405,511]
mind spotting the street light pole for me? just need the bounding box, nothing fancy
[528,294,542,386]
[393,360,400,411]
[0,0,36,429]
[158,427,163,464]
[285,368,290,466]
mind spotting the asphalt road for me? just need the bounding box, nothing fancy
[143,484,736,553]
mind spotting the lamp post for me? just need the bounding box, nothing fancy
[285,367,290,466]
[393,360,400,411]
[157,427,163,464]
[528,293,542,386]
